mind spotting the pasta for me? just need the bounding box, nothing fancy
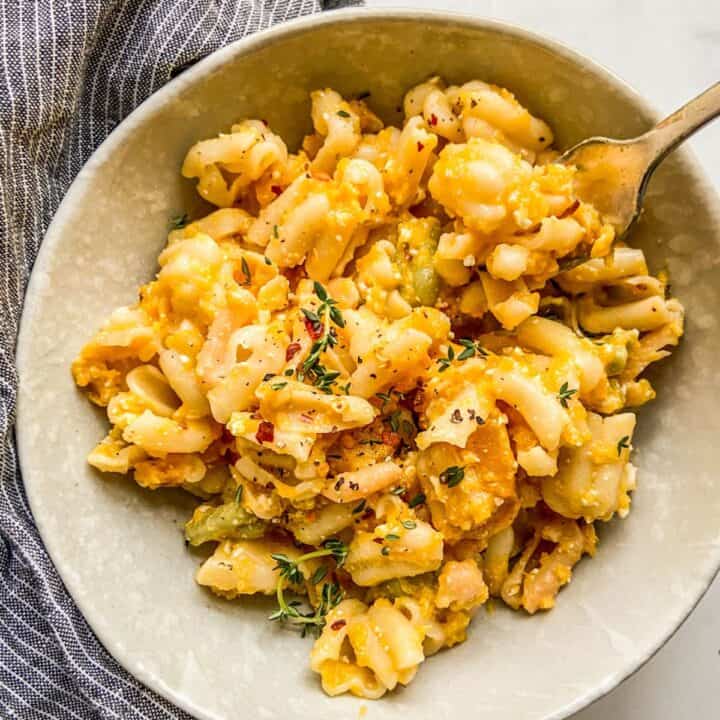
[72,80,684,699]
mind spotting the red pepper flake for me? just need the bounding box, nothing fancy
[417,141,425,152]
[271,184,283,196]
[303,316,323,340]
[285,342,301,361]
[331,619,347,631]
[428,113,438,126]
[382,430,401,448]
[372,537,384,545]
[255,421,275,444]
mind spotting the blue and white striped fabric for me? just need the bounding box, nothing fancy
[0,2,357,717]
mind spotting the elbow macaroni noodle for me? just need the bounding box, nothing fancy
[72,79,685,699]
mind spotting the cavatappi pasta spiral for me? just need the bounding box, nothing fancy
[73,77,684,699]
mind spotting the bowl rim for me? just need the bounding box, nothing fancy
[15,7,720,720]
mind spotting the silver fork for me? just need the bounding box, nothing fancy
[559,81,720,267]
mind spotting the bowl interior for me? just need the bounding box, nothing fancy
[16,12,720,720]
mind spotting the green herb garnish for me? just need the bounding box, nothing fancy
[375,391,392,408]
[439,465,465,488]
[375,388,404,408]
[298,283,346,393]
[437,345,455,372]
[312,281,345,328]
[456,338,488,361]
[438,340,489,370]
[310,367,341,393]
[268,579,343,638]
[240,256,252,285]
[408,493,426,508]
[388,411,401,432]
[558,382,578,408]
[268,539,348,635]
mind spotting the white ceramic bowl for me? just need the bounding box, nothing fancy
[16,9,720,720]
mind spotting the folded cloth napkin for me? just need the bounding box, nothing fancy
[0,1,358,717]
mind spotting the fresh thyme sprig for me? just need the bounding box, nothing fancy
[310,566,328,585]
[271,538,348,585]
[298,282,345,393]
[437,345,455,372]
[268,580,344,638]
[312,281,345,328]
[437,339,488,372]
[268,538,348,636]
[310,367,342,393]
[456,338,489,361]
[558,381,578,408]
[271,553,305,586]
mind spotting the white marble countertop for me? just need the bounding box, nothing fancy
[365,0,720,716]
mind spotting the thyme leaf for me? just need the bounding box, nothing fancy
[439,465,465,488]
[408,493,426,508]
[558,381,578,408]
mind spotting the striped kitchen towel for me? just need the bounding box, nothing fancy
[0,1,358,718]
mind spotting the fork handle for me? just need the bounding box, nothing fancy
[645,81,720,164]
